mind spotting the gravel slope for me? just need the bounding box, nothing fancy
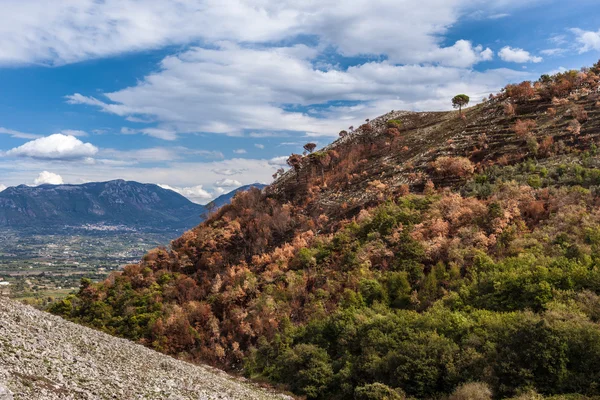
[0,297,291,400]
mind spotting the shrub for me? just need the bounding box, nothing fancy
[547,107,557,117]
[567,120,581,135]
[449,382,492,400]
[360,123,374,133]
[505,81,536,101]
[571,105,588,122]
[504,102,516,116]
[552,97,570,106]
[354,383,405,400]
[539,136,554,156]
[512,119,537,139]
[431,156,475,178]
[506,390,544,400]
[387,119,403,128]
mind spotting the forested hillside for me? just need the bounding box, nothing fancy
[52,62,600,399]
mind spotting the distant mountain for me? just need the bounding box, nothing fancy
[207,183,267,209]
[0,180,206,232]
[0,180,265,233]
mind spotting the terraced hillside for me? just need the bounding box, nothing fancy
[270,84,600,218]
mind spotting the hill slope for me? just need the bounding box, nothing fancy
[0,296,290,400]
[0,180,206,232]
[53,64,600,399]
[208,184,268,209]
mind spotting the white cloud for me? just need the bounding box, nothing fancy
[499,46,543,63]
[214,179,242,187]
[549,34,567,46]
[0,0,526,67]
[213,187,227,196]
[254,144,265,149]
[159,184,213,203]
[269,156,289,167]
[0,184,6,192]
[6,134,98,160]
[67,44,528,138]
[120,127,177,140]
[34,171,64,185]
[572,28,600,53]
[0,127,41,140]
[233,149,247,154]
[540,48,565,56]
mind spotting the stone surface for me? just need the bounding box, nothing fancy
[0,297,291,400]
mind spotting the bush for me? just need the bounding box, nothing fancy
[355,383,405,400]
[449,382,493,400]
[431,156,475,178]
[513,119,537,139]
[505,102,516,116]
[505,82,536,101]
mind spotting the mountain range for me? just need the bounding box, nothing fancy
[0,180,265,232]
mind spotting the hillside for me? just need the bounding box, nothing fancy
[0,296,290,400]
[52,63,600,399]
[208,184,268,209]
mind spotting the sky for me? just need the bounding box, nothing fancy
[0,0,599,203]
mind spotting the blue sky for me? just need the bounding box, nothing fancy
[0,0,599,203]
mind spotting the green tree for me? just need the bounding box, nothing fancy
[452,94,470,113]
[278,344,333,399]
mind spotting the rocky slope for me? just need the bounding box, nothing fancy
[0,296,290,400]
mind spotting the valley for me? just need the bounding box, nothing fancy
[0,229,172,306]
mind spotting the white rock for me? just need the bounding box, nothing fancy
[0,297,291,400]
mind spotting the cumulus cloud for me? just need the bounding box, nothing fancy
[0,184,6,192]
[214,179,242,187]
[67,44,529,138]
[572,28,600,53]
[254,144,265,149]
[499,46,543,63]
[34,171,64,185]
[7,134,98,160]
